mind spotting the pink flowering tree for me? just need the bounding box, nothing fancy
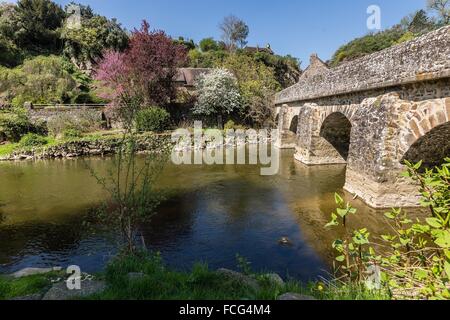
[94,20,187,129]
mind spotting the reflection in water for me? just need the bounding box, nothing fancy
[0,150,426,281]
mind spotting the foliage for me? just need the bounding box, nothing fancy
[173,36,196,51]
[0,272,61,300]
[192,69,242,118]
[223,120,245,131]
[0,3,23,67]
[9,0,65,55]
[0,108,46,142]
[89,136,169,253]
[62,128,83,139]
[0,55,80,107]
[330,27,407,66]
[330,8,444,66]
[199,37,219,52]
[219,15,249,50]
[187,48,300,89]
[327,159,450,300]
[19,133,48,147]
[221,53,280,127]
[187,48,227,68]
[95,20,187,113]
[135,107,171,133]
[61,3,128,68]
[427,0,450,24]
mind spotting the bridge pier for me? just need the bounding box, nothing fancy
[274,104,299,149]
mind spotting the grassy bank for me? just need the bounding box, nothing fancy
[0,131,119,157]
[88,253,389,300]
[0,272,62,300]
[0,253,390,300]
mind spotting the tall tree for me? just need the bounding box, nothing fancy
[95,20,187,114]
[13,0,66,53]
[427,0,450,24]
[219,15,249,51]
[61,2,128,72]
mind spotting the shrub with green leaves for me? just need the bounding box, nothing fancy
[0,108,47,142]
[135,107,171,133]
[327,159,450,300]
[62,128,83,140]
[19,133,48,147]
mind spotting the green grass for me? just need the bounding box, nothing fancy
[0,143,17,156]
[0,254,391,300]
[0,272,61,300]
[86,252,390,301]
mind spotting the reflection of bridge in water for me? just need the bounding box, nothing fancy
[274,26,450,208]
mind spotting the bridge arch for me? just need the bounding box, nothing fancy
[403,122,450,168]
[319,112,353,162]
[289,115,299,134]
[399,99,450,168]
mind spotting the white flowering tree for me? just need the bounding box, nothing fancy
[192,69,242,126]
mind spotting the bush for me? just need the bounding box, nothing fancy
[224,120,245,131]
[327,159,450,300]
[224,120,236,131]
[0,109,47,142]
[62,128,83,140]
[19,133,48,148]
[135,107,171,133]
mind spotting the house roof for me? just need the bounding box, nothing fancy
[174,68,213,86]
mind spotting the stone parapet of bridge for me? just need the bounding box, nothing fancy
[275,25,450,105]
[273,26,450,208]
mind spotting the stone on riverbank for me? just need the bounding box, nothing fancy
[216,268,260,291]
[12,267,62,278]
[277,293,316,300]
[42,280,107,300]
[262,273,285,286]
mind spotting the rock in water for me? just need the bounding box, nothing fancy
[42,280,106,300]
[278,237,293,246]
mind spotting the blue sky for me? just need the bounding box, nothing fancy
[17,0,431,67]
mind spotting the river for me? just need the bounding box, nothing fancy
[0,149,420,282]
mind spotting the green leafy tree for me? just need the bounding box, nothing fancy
[221,53,280,126]
[173,36,196,51]
[12,0,65,54]
[199,37,219,52]
[61,3,128,71]
[0,55,79,107]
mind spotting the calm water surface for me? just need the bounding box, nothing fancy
[0,149,410,282]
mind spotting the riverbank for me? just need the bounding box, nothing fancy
[0,129,274,161]
[0,131,173,161]
[0,253,389,301]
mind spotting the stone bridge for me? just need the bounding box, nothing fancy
[274,26,450,208]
